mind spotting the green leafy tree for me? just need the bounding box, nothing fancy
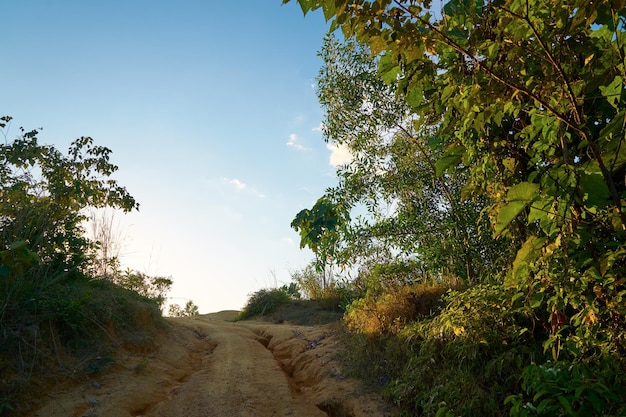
[0,117,150,411]
[286,0,626,360]
[315,34,511,284]
[1,117,138,273]
[1,117,141,322]
[168,300,200,318]
[291,195,350,289]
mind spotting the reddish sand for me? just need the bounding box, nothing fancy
[26,311,390,417]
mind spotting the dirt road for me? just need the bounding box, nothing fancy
[27,312,390,417]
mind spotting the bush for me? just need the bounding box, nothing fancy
[238,288,294,320]
[507,359,626,417]
[344,282,451,336]
[113,269,172,312]
[290,263,358,311]
[343,284,542,417]
[290,263,327,300]
[0,264,164,414]
[168,300,200,318]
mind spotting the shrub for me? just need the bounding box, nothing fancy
[113,269,172,312]
[0,264,164,414]
[343,284,541,417]
[507,359,626,417]
[290,263,326,300]
[238,288,294,320]
[290,263,358,311]
[168,300,200,318]
[344,282,451,336]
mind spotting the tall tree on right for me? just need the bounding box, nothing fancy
[286,0,626,361]
[315,34,511,285]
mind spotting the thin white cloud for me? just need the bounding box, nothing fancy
[282,237,294,245]
[224,177,247,191]
[222,177,267,198]
[327,142,353,167]
[312,123,323,132]
[286,133,307,151]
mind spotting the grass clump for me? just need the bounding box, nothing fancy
[344,282,451,336]
[238,287,294,320]
[0,265,166,415]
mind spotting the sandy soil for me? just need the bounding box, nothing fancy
[26,311,390,417]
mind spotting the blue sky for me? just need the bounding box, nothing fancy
[1,1,348,313]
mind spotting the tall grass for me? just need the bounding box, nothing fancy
[0,252,165,415]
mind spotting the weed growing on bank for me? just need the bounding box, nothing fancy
[341,282,626,417]
[0,245,166,415]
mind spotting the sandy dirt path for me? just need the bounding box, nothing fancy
[27,312,390,417]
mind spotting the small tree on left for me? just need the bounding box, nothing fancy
[0,116,143,412]
[0,116,138,272]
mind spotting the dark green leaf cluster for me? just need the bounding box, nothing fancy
[291,195,351,288]
[507,360,626,416]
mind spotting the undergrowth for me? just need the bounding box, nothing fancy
[0,262,164,416]
[342,282,626,417]
[237,283,346,324]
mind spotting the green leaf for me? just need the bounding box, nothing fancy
[598,112,626,171]
[588,391,602,412]
[528,198,552,224]
[580,168,610,209]
[435,144,465,177]
[530,292,544,309]
[556,395,575,415]
[495,182,540,235]
[599,75,623,110]
[536,398,551,413]
[378,53,401,84]
[289,0,317,16]
[9,241,28,251]
[406,87,424,108]
[368,35,387,56]
[533,389,550,401]
[321,1,335,20]
[511,291,525,302]
[506,235,547,288]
